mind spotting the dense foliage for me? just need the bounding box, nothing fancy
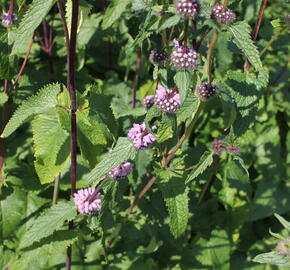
[0,0,289,269]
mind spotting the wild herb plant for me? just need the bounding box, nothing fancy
[0,0,289,269]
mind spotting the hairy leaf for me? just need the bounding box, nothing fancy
[253,252,290,268]
[174,70,191,105]
[85,137,138,186]
[156,113,177,143]
[11,0,56,55]
[159,170,189,238]
[32,109,70,184]
[19,201,77,249]
[1,83,61,138]
[186,151,214,184]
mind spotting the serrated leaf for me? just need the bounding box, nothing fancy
[274,214,290,232]
[186,151,214,184]
[19,202,77,249]
[156,113,177,143]
[102,0,131,30]
[144,105,162,133]
[10,230,78,270]
[0,92,8,105]
[0,29,18,79]
[85,137,138,186]
[176,92,199,124]
[11,0,56,55]
[1,83,61,138]
[159,170,189,238]
[253,252,290,268]
[159,15,180,32]
[174,70,191,105]
[228,21,268,87]
[32,109,70,184]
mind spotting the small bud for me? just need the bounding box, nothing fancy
[1,13,17,26]
[128,123,156,149]
[197,82,219,101]
[171,40,198,70]
[142,95,155,109]
[108,161,134,179]
[176,0,200,18]
[149,50,168,65]
[74,188,102,215]
[227,145,240,155]
[211,5,236,24]
[211,140,226,155]
[154,84,180,113]
[275,238,290,257]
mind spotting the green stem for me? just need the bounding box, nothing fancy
[207,31,219,84]
[52,174,61,205]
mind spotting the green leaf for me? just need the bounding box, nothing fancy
[0,92,8,105]
[156,113,177,143]
[65,0,93,38]
[159,15,180,32]
[144,105,162,133]
[176,92,199,124]
[10,230,78,270]
[32,109,70,184]
[228,21,268,87]
[85,137,138,186]
[274,214,290,232]
[19,201,77,249]
[102,0,131,29]
[174,70,191,105]
[185,151,214,184]
[1,83,61,138]
[253,252,290,268]
[195,229,230,268]
[0,29,18,79]
[11,0,56,55]
[158,170,189,238]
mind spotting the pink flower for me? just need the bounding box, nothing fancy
[1,13,17,26]
[176,0,200,18]
[171,41,198,70]
[197,83,219,101]
[211,140,226,155]
[108,161,133,179]
[74,188,102,215]
[128,123,156,149]
[154,84,180,113]
[211,5,236,24]
[142,95,155,109]
[227,145,240,155]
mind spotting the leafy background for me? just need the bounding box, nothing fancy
[0,0,289,269]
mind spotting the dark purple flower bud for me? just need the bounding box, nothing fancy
[1,13,17,26]
[275,238,290,257]
[171,39,198,70]
[197,82,219,101]
[227,145,240,155]
[176,0,201,18]
[142,95,155,109]
[211,140,226,155]
[211,5,236,24]
[154,84,180,113]
[108,161,133,179]
[74,188,102,215]
[128,123,156,149]
[149,50,168,65]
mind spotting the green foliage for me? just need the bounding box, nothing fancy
[85,137,138,186]
[11,0,56,55]
[19,201,77,249]
[1,83,61,138]
[32,108,70,184]
[159,170,189,238]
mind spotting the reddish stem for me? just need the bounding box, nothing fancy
[8,0,14,15]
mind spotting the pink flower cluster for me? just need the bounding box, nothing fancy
[1,13,17,26]
[211,140,240,155]
[154,84,180,113]
[142,95,155,109]
[171,39,197,70]
[211,5,236,24]
[128,123,156,149]
[108,161,133,179]
[74,188,102,215]
[176,0,200,18]
[197,82,220,101]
